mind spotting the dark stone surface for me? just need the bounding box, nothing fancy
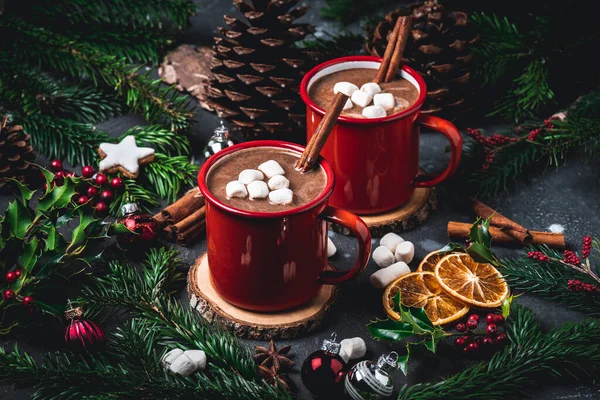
[1,1,599,398]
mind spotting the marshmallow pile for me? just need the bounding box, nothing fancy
[370,233,414,289]
[162,348,207,376]
[333,81,408,119]
[226,160,294,205]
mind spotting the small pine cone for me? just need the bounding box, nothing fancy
[0,117,36,190]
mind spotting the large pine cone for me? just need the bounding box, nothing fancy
[367,1,479,119]
[0,117,35,190]
[207,0,320,140]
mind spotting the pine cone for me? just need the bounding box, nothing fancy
[366,1,479,119]
[207,0,320,139]
[0,117,35,190]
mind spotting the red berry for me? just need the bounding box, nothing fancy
[466,318,478,330]
[14,270,21,278]
[486,324,498,334]
[485,314,496,324]
[5,271,17,283]
[456,323,467,332]
[455,337,467,347]
[42,183,48,191]
[50,159,63,172]
[110,177,123,188]
[77,195,90,205]
[468,314,480,322]
[82,166,95,178]
[100,189,113,201]
[495,333,508,345]
[21,296,34,307]
[464,342,479,352]
[87,186,98,197]
[94,173,108,186]
[64,171,75,178]
[53,174,64,186]
[482,337,494,346]
[3,290,15,300]
[493,315,505,324]
[95,201,108,213]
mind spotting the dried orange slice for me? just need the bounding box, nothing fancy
[417,250,445,272]
[434,253,509,308]
[383,272,469,326]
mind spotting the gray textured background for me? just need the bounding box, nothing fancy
[1,0,600,398]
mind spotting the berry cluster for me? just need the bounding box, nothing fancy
[3,270,34,307]
[582,236,593,259]
[527,251,551,262]
[527,128,542,141]
[466,128,518,171]
[568,279,600,293]
[563,250,581,266]
[48,160,123,214]
[454,313,507,354]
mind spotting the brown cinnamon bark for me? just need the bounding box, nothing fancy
[154,188,205,225]
[383,16,412,83]
[177,219,206,246]
[447,221,565,249]
[470,197,533,245]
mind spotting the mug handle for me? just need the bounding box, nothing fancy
[318,206,372,285]
[413,114,463,188]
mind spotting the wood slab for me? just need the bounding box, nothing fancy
[332,187,436,237]
[187,253,338,340]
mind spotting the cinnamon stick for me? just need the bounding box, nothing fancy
[447,221,565,249]
[383,16,412,83]
[470,197,533,245]
[295,92,348,172]
[154,188,205,225]
[374,16,403,84]
[177,219,206,246]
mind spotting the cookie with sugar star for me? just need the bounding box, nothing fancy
[97,135,155,179]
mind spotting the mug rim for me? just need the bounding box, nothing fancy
[198,140,335,219]
[300,55,427,124]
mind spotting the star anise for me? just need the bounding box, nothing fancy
[253,339,295,371]
[258,365,293,392]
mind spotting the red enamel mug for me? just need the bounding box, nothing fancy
[300,56,463,215]
[198,140,371,312]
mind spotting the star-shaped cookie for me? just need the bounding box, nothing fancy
[97,136,155,178]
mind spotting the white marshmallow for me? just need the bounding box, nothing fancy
[162,349,184,367]
[268,188,294,205]
[370,261,411,289]
[247,181,269,200]
[343,98,353,110]
[373,93,395,111]
[351,90,373,108]
[394,241,415,264]
[340,337,367,363]
[184,350,207,371]
[360,82,382,96]
[327,237,337,257]
[238,169,264,185]
[372,245,395,268]
[225,180,248,198]
[333,81,359,97]
[268,175,290,190]
[169,353,197,376]
[396,98,410,109]
[362,105,387,118]
[380,232,404,253]
[258,160,285,178]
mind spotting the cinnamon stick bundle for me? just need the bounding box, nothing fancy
[470,197,532,245]
[163,206,206,245]
[374,15,412,84]
[153,187,206,245]
[448,221,565,249]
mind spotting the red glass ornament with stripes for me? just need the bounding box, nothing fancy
[64,306,106,351]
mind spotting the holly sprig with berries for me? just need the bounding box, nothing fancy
[0,170,126,334]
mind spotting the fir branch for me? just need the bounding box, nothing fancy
[122,125,191,156]
[110,179,160,215]
[321,0,394,25]
[145,154,198,203]
[398,304,600,399]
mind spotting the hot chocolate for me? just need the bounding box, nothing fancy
[206,146,327,212]
[308,68,419,118]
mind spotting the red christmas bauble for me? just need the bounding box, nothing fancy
[82,166,95,178]
[118,207,159,247]
[87,186,98,197]
[110,177,123,188]
[301,350,346,398]
[95,201,108,213]
[5,271,17,283]
[94,173,108,186]
[22,296,34,306]
[50,159,63,172]
[64,307,106,351]
[100,189,113,201]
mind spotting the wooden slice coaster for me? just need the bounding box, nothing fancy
[187,253,338,340]
[332,187,436,237]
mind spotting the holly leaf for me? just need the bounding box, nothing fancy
[11,179,35,206]
[502,294,519,318]
[43,225,58,251]
[38,180,77,212]
[56,209,74,228]
[397,347,411,376]
[367,319,414,341]
[394,292,434,333]
[39,167,55,186]
[469,217,493,248]
[6,200,32,239]
[109,222,133,236]
[35,300,67,319]
[69,208,98,251]
[437,243,467,254]
[424,327,446,353]
[22,239,39,272]
[467,242,500,266]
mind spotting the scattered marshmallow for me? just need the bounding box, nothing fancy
[327,237,337,257]
[340,337,367,363]
[351,90,373,108]
[396,98,410,109]
[372,246,395,268]
[362,105,386,118]
[268,188,294,205]
[169,353,196,376]
[370,261,411,289]
[183,350,207,371]
[394,241,415,264]
[238,169,264,185]
[162,349,184,367]
[333,81,359,97]
[268,175,290,190]
[247,181,269,200]
[258,160,285,178]
[373,93,395,111]
[225,180,248,198]
[380,233,405,253]
[343,98,353,110]
[360,82,382,96]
